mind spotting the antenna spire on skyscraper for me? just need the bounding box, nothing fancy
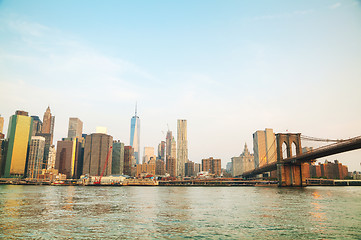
[130,102,140,164]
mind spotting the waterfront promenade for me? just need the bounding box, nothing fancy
[1,177,361,186]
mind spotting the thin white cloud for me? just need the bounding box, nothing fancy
[329,3,342,9]
[252,9,314,21]
[6,18,50,37]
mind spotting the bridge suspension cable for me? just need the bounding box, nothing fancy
[300,135,344,143]
[259,139,277,166]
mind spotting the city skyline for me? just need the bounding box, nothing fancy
[1,1,361,170]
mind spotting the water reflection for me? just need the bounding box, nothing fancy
[0,186,360,239]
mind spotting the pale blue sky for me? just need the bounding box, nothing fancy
[1,0,360,170]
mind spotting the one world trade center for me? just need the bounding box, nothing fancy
[130,105,140,164]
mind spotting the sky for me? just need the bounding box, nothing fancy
[0,0,361,170]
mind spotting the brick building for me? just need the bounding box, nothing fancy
[202,157,222,176]
[166,156,177,177]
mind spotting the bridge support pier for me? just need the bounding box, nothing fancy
[276,133,308,187]
[277,163,308,187]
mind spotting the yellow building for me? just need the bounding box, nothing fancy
[253,128,277,168]
[4,111,33,178]
[136,162,155,177]
[0,115,4,133]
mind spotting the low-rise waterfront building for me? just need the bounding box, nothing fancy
[308,160,348,179]
[136,162,155,177]
[185,161,195,177]
[202,157,221,176]
[155,159,166,176]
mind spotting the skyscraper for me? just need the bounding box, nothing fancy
[40,107,55,170]
[0,139,5,176]
[42,106,55,144]
[0,115,4,133]
[165,130,173,171]
[68,118,83,139]
[31,116,42,136]
[55,138,82,179]
[3,110,33,178]
[0,115,4,140]
[26,136,45,179]
[171,137,176,158]
[124,146,134,176]
[253,128,277,168]
[112,140,124,175]
[165,130,172,159]
[130,105,140,164]
[143,147,155,164]
[177,119,188,177]
[47,145,56,170]
[35,132,51,169]
[166,157,177,177]
[158,141,165,160]
[83,133,113,176]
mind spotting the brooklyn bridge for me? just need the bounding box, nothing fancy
[242,133,361,187]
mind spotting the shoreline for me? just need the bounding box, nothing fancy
[1,178,361,187]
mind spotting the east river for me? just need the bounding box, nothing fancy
[0,185,360,239]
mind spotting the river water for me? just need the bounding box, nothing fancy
[0,185,360,239]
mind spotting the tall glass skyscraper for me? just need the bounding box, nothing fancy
[4,110,33,178]
[130,106,140,164]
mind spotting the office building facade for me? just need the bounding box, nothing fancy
[0,115,4,134]
[42,106,55,145]
[143,147,155,164]
[35,133,51,169]
[130,106,140,164]
[166,156,177,177]
[31,116,42,136]
[68,118,83,138]
[83,133,113,177]
[56,138,83,179]
[185,161,195,177]
[177,119,188,177]
[155,159,166,176]
[47,145,56,170]
[26,136,45,179]
[166,130,172,159]
[158,141,165,160]
[112,141,124,175]
[253,128,277,168]
[202,157,222,176]
[231,143,254,177]
[124,146,134,176]
[3,111,33,178]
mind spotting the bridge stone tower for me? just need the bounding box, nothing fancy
[276,133,308,187]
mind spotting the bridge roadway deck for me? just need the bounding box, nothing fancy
[242,136,361,178]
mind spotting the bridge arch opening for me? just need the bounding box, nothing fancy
[291,142,297,157]
[282,142,288,159]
